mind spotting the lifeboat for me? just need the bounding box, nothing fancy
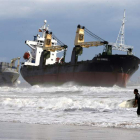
[23,52,30,60]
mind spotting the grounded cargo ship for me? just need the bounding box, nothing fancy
[20,11,140,87]
[0,57,20,86]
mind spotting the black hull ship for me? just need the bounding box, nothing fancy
[20,12,140,87]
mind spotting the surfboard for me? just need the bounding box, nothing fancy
[119,99,137,108]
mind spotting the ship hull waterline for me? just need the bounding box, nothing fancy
[21,71,131,87]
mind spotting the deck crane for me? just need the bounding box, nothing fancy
[10,57,20,72]
[43,31,67,52]
[71,25,109,64]
[41,30,68,65]
[74,25,108,48]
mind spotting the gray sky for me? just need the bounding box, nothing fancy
[0,0,140,81]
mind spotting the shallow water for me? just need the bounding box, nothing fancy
[0,82,140,129]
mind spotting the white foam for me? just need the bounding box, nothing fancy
[0,84,140,129]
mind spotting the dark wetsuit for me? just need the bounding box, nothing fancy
[135,93,140,115]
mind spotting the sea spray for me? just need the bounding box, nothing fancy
[0,83,139,129]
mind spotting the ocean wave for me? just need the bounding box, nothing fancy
[0,83,139,129]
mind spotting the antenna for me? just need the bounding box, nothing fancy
[44,20,47,24]
[42,20,47,38]
[46,25,49,31]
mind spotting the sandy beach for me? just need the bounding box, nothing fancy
[0,122,139,140]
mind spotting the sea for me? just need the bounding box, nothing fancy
[0,82,140,129]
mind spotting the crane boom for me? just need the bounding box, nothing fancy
[43,31,67,52]
[76,41,108,48]
[74,25,108,48]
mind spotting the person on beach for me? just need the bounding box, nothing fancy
[133,89,140,116]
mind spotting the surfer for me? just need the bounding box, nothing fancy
[133,89,140,116]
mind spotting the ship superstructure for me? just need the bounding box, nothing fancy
[23,20,67,66]
[21,11,140,87]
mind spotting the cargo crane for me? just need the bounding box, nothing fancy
[71,25,109,64]
[40,30,68,65]
[10,57,20,72]
[43,31,67,52]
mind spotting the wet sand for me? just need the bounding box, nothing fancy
[0,122,139,140]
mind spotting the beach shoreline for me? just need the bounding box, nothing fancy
[0,122,139,140]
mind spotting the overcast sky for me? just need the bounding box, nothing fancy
[0,0,140,81]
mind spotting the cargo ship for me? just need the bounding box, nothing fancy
[0,57,20,86]
[20,11,140,87]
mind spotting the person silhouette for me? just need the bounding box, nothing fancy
[133,89,140,116]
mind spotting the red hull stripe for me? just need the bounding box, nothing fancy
[23,72,130,87]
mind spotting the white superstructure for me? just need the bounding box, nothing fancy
[24,20,60,66]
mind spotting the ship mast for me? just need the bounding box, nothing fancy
[42,20,48,38]
[111,10,133,53]
[116,9,126,47]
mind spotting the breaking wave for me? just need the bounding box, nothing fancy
[0,83,140,129]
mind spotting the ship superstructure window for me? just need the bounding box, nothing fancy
[51,59,53,61]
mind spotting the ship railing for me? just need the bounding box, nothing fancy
[109,43,133,52]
